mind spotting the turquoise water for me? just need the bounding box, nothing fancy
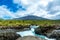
[16,25,56,40]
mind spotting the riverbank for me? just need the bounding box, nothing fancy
[0,24,60,40]
[0,29,20,40]
[16,36,45,40]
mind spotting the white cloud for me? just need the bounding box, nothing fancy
[14,0,53,7]
[13,0,55,19]
[0,5,17,19]
[51,6,60,11]
[0,0,60,19]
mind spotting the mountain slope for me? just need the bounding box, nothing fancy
[14,15,48,20]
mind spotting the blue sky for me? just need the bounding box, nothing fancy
[0,0,60,19]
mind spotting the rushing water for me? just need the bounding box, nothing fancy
[16,25,56,40]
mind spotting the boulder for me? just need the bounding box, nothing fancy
[0,29,21,40]
[35,28,43,35]
[34,25,59,36]
[48,30,60,40]
[35,27,51,36]
[0,33,20,40]
[16,36,45,40]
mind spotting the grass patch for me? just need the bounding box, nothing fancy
[0,19,60,27]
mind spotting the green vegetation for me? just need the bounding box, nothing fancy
[0,19,60,27]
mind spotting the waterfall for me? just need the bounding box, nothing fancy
[30,25,39,32]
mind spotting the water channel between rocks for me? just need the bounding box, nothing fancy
[16,25,56,40]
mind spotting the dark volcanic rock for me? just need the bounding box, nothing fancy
[35,28,44,35]
[48,30,60,40]
[35,26,60,40]
[0,29,21,40]
[0,33,20,40]
[35,26,55,36]
[35,25,60,36]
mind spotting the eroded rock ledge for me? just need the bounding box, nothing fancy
[16,36,45,40]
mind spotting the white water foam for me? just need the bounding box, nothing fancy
[16,25,56,40]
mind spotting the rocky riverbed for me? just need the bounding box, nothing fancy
[35,25,60,40]
[16,36,45,40]
[0,25,60,40]
[0,29,20,40]
[0,25,31,40]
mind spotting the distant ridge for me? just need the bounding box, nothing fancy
[14,15,48,20]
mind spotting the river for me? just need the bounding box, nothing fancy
[16,25,56,40]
